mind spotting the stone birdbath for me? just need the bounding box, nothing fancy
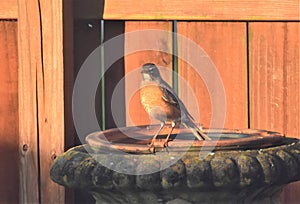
[50,125,300,203]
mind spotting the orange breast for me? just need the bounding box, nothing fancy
[140,82,181,122]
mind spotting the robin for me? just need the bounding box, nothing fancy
[140,63,211,151]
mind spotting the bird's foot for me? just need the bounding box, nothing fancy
[163,140,169,148]
[162,140,170,153]
[148,142,156,153]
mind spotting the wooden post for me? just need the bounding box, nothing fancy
[18,0,65,203]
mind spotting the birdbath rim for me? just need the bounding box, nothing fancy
[86,125,289,154]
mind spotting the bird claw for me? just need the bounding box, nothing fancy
[148,143,156,153]
[148,139,172,153]
[163,146,170,153]
[148,142,170,153]
[162,140,170,153]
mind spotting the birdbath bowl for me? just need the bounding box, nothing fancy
[50,125,300,204]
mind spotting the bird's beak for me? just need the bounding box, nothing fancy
[141,69,146,74]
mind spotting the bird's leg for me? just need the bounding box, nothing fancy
[163,121,176,148]
[148,122,165,152]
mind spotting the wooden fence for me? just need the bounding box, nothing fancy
[0,0,299,203]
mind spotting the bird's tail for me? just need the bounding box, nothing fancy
[183,120,211,140]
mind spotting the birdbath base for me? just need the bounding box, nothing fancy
[50,126,300,203]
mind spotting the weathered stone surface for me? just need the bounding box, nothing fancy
[112,160,136,189]
[166,198,191,204]
[256,153,283,185]
[91,162,114,189]
[184,156,212,189]
[50,139,300,203]
[210,157,239,188]
[236,155,263,187]
[161,160,186,189]
[276,150,299,181]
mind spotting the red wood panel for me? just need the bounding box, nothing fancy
[0,20,19,203]
[125,21,173,126]
[249,22,300,203]
[250,22,299,135]
[177,22,248,129]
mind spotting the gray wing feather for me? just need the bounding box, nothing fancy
[159,79,195,121]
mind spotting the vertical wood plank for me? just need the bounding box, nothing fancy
[125,21,173,126]
[18,0,65,203]
[177,22,248,129]
[0,20,19,204]
[18,0,42,202]
[250,22,300,135]
[39,0,65,203]
[249,22,300,203]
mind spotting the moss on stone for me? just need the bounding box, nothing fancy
[50,140,300,203]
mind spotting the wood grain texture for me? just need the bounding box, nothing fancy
[18,0,41,201]
[104,0,300,20]
[249,22,299,135]
[177,22,248,129]
[249,22,300,203]
[0,0,18,19]
[18,0,65,203]
[0,20,19,204]
[38,0,65,203]
[125,21,173,126]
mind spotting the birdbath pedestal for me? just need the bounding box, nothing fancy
[50,126,300,204]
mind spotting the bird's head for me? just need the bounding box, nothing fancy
[141,63,161,81]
